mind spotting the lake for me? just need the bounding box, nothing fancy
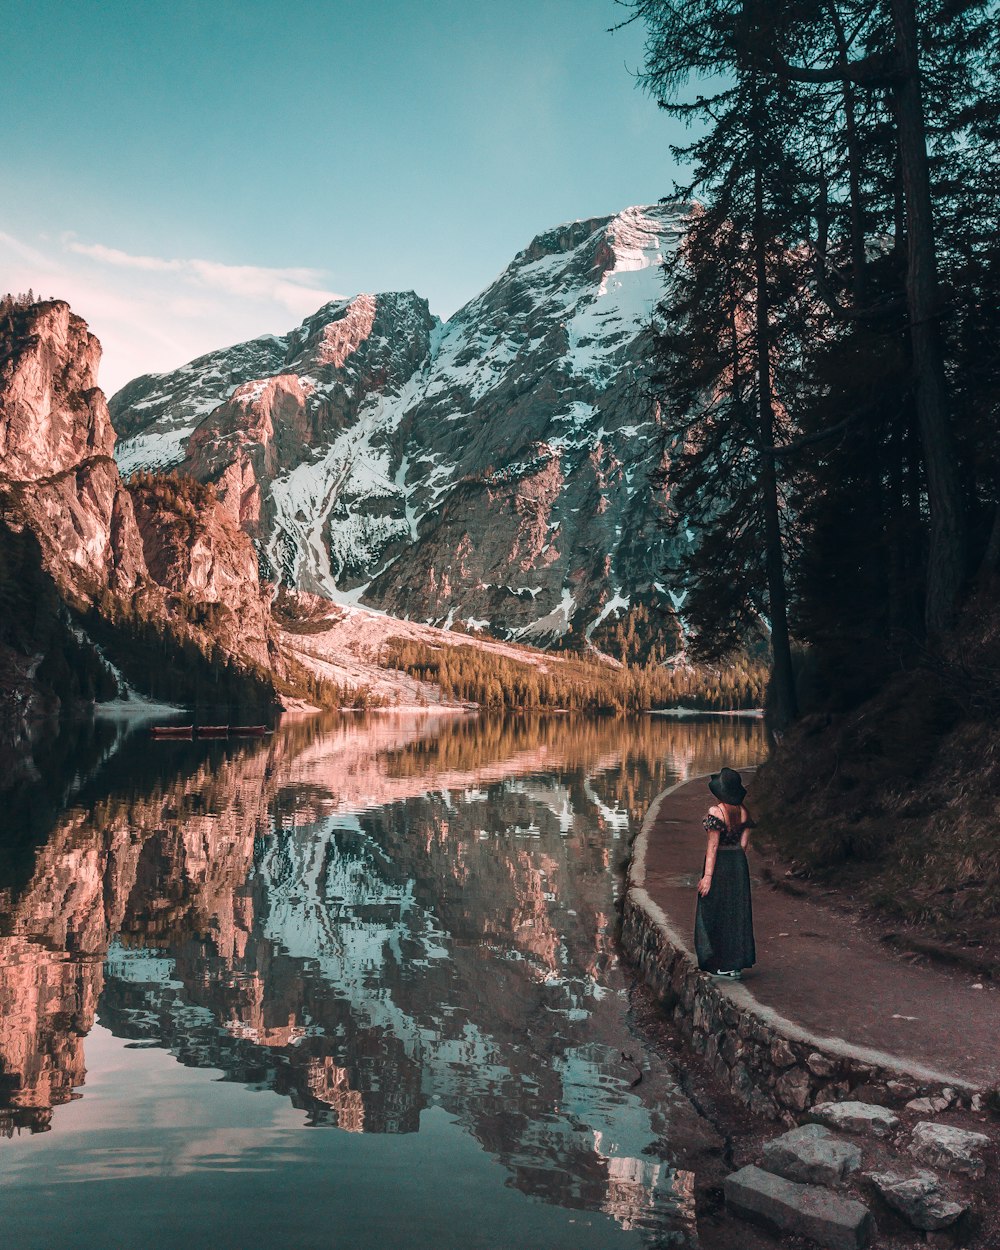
[0,712,765,1249]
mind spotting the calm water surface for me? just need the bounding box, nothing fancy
[0,713,765,1249]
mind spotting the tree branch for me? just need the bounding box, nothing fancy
[769,47,901,88]
[758,401,899,459]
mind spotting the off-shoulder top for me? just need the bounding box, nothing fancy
[703,807,756,847]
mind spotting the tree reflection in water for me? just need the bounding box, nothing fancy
[0,712,765,1247]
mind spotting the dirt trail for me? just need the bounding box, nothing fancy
[641,774,1000,1090]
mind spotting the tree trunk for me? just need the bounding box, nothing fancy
[754,162,797,727]
[891,0,967,633]
[828,1,868,304]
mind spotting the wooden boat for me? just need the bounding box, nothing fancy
[150,724,270,740]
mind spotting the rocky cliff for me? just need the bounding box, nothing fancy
[0,298,281,717]
[0,300,144,604]
[111,205,689,644]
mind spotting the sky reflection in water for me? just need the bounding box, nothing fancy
[0,712,765,1249]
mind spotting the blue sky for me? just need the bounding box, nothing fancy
[1,1,684,393]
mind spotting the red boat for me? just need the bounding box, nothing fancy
[195,725,230,738]
[150,725,194,739]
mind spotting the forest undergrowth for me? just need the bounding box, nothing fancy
[755,593,1000,955]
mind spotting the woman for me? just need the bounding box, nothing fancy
[694,767,756,979]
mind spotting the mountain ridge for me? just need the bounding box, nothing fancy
[110,203,690,646]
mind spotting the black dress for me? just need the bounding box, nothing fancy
[694,808,757,973]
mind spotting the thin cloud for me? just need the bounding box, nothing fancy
[63,236,339,311]
[1,228,345,394]
[65,240,180,272]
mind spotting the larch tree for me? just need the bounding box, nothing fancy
[633,1,815,726]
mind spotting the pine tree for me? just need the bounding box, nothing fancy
[634,1,813,724]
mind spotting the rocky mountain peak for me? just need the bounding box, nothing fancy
[110,204,692,644]
[0,299,143,602]
[0,300,114,480]
[516,215,611,266]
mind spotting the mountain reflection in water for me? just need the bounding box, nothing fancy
[0,712,765,1250]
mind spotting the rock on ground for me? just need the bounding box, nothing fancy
[867,1169,967,1231]
[808,1100,900,1137]
[909,1121,991,1177]
[906,1095,951,1113]
[724,1164,874,1250]
[762,1123,862,1187]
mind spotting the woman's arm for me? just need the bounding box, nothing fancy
[740,803,754,850]
[698,826,720,896]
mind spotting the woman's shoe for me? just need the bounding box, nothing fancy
[712,969,742,980]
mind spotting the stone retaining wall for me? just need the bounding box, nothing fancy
[621,783,982,1125]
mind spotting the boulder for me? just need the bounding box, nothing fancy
[867,1169,967,1231]
[724,1164,874,1250]
[906,1096,950,1114]
[909,1121,990,1177]
[807,1051,837,1078]
[808,1100,900,1137]
[762,1123,862,1186]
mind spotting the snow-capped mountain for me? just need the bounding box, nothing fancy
[110,204,688,642]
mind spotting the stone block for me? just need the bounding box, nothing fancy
[730,1062,754,1104]
[807,1051,837,1078]
[724,1164,874,1250]
[909,1121,990,1177]
[886,1080,917,1101]
[762,1123,862,1186]
[770,1037,797,1068]
[776,1066,813,1112]
[751,1018,772,1045]
[720,1032,743,1068]
[808,1100,900,1137]
[906,1096,951,1114]
[867,1169,967,1231]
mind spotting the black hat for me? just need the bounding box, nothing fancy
[709,767,746,805]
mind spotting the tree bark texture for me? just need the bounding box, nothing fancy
[753,162,798,726]
[891,0,967,632]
